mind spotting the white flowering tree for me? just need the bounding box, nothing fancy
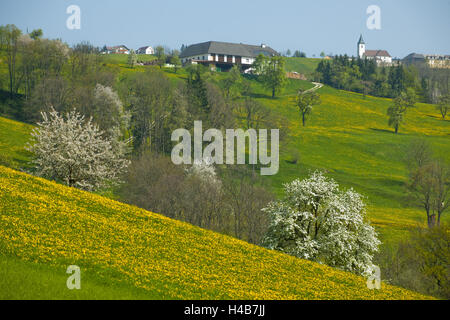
[92,84,130,137]
[27,109,130,191]
[263,171,380,276]
[186,157,218,183]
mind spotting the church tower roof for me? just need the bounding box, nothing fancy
[358,34,365,45]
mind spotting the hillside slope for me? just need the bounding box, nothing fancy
[0,165,431,299]
[0,116,32,169]
[285,57,321,77]
[258,85,450,242]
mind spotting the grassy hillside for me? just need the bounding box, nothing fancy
[0,165,431,299]
[0,255,155,299]
[285,57,321,77]
[256,85,450,242]
[0,116,32,169]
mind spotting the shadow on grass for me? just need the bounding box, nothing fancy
[285,159,298,165]
[370,127,398,134]
[425,114,449,122]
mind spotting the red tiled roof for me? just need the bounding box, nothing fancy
[364,50,391,57]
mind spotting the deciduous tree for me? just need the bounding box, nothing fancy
[437,94,449,119]
[27,109,130,191]
[263,171,380,276]
[127,49,137,68]
[252,54,287,98]
[296,89,321,127]
[387,89,416,134]
[155,46,166,69]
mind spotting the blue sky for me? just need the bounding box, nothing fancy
[0,0,449,58]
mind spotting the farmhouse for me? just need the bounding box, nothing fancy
[137,46,154,55]
[104,45,130,54]
[179,41,278,71]
[357,35,392,65]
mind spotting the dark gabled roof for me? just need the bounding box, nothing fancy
[137,46,152,51]
[364,50,391,57]
[358,34,365,45]
[403,53,425,60]
[106,45,129,50]
[180,41,278,58]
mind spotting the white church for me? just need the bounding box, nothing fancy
[357,35,392,64]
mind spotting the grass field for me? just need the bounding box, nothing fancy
[0,255,156,299]
[0,165,431,299]
[254,85,449,242]
[0,116,32,169]
[285,57,321,77]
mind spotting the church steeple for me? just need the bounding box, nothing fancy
[358,34,365,45]
[357,34,366,59]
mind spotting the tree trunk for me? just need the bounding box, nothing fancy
[429,214,436,228]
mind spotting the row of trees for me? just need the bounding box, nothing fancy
[315,55,450,105]
[282,49,307,58]
[316,56,419,99]
[0,24,71,99]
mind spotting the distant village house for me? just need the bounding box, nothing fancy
[103,45,130,54]
[137,46,155,55]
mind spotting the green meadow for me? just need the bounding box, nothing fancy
[284,57,321,76]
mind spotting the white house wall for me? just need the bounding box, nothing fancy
[182,53,255,65]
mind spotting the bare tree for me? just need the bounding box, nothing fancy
[437,94,449,120]
[222,167,273,244]
[240,98,270,130]
[408,140,450,227]
[24,76,71,122]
